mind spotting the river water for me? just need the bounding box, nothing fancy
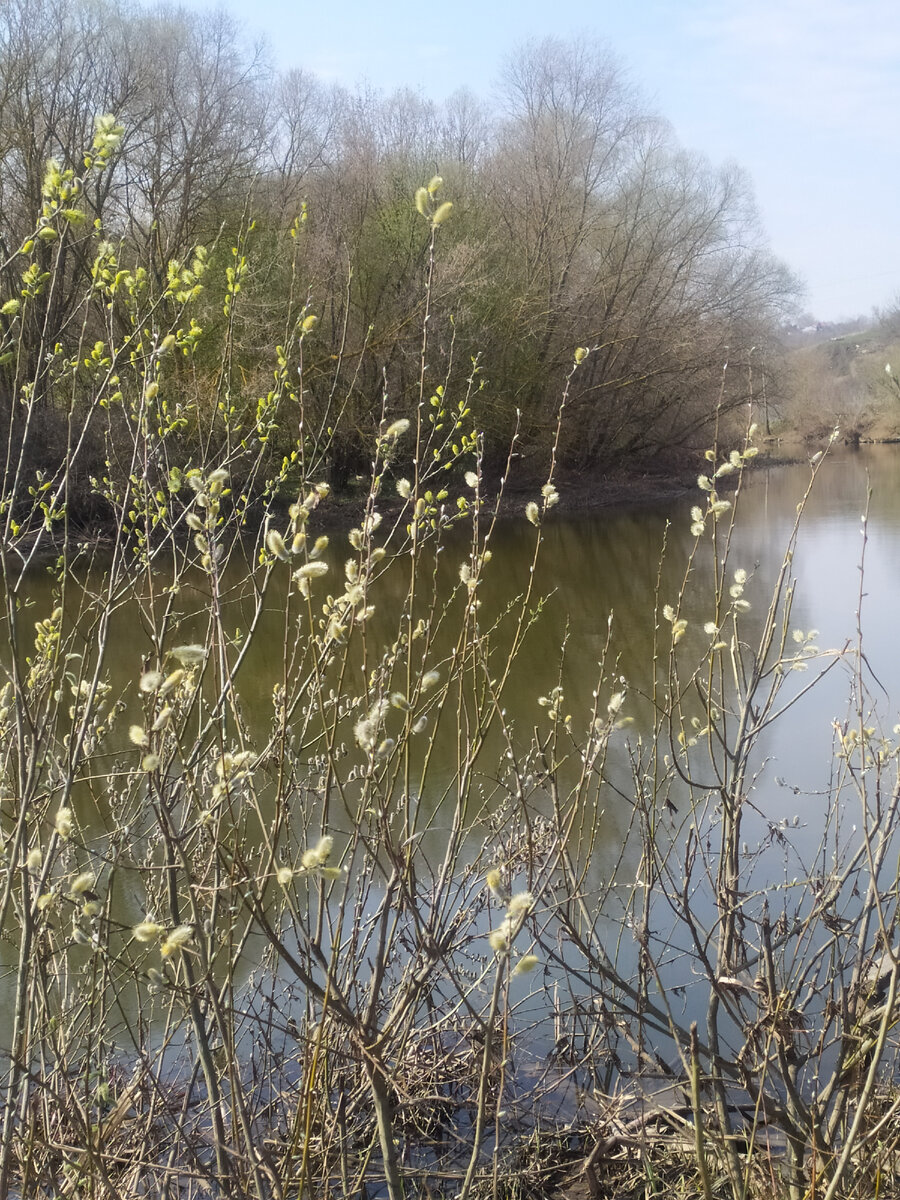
[3,444,898,1066]
[24,444,894,782]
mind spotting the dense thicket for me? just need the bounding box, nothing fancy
[0,0,799,491]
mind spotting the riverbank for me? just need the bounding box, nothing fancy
[0,445,808,566]
[6,424,884,571]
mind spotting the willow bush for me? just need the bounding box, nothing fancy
[0,123,898,1200]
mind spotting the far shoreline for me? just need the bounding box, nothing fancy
[6,434,881,565]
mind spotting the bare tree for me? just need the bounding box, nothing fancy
[265,68,344,213]
[115,4,268,268]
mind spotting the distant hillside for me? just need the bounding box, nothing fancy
[779,316,900,441]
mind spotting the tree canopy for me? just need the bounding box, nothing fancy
[0,4,800,484]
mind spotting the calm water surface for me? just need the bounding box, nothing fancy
[4,445,898,1049]
[15,445,900,854]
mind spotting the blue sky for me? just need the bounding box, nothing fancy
[188,0,899,321]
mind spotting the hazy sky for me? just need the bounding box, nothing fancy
[186,0,899,321]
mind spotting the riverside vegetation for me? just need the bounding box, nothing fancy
[1,117,900,1200]
[0,1,798,491]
